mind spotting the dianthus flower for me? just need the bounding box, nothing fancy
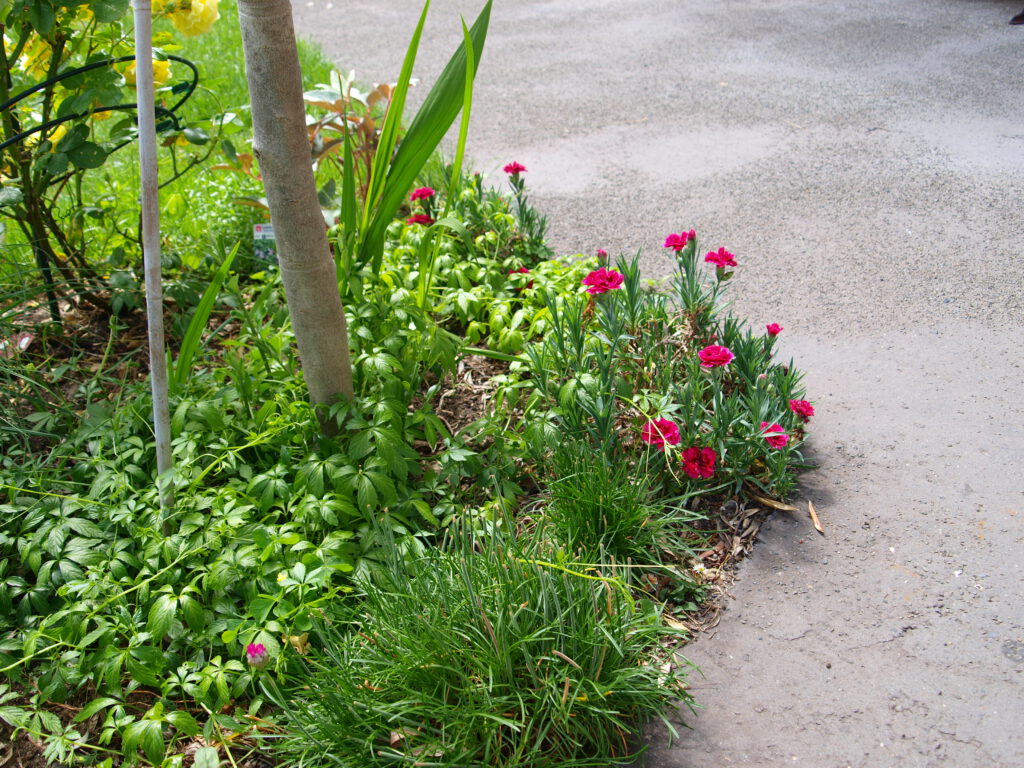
[682,446,717,479]
[508,266,534,289]
[406,214,434,226]
[663,230,696,251]
[581,267,624,295]
[697,344,734,368]
[641,418,681,450]
[761,421,790,449]
[705,247,737,268]
[789,399,815,422]
[766,323,783,336]
[503,161,527,175]
[409,186,435,202]
[246,642,269,669]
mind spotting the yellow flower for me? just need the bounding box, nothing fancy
[276,571,287,583]
[123,59,172,87]
[48,124,67,146]
[20,38,52,81]
[168,0,219,37]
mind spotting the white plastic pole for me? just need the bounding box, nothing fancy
[133,0,174,512]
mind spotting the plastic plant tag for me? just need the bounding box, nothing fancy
[253,223,277,264]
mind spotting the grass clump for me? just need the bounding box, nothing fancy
[265,526,692,768]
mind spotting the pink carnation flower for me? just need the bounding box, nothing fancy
[682,446,717,479]
[409,186,436,202]
[503,161,527,175]
[789,399,815,422]
[246,643,269,669]
[697,344,734,368]
[508,266,534,289]
[766,323,783,337]
[596,248,607,260]
[664,230,696,251]
[406,214,435,226]
[641,418,681,450]
[761,421,790,449]
[705,247,737,268]
[581,267,624,295]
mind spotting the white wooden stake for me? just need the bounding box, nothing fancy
[133,0,174,512]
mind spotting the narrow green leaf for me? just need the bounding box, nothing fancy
[172,242,239,391]
[74,697,120,723]
[361,0,492,274]
[361,0,431,236]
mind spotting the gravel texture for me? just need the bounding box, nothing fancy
[292,1,1024,765]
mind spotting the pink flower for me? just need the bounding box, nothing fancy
[697,344,734,368]
[789,399,815,422]
[246,643,269,669]
[761,421,790,449]
[406,214,434,226]
[508,266,534,289]
[581,267,624,295]
[682,447,717,479]
[641,418,681,450]
[766,323,783,337]
[705,247,737,268]
[596,248,607,260]
[409,186,436,202]
[664,230,696,251]
[503,161,527,175]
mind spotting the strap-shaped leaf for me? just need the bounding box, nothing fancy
[360,0,492,274]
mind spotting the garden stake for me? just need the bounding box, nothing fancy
[133,0,174,519]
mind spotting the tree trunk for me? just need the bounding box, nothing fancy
[236,0,354,426]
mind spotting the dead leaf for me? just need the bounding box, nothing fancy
[808,500,825,534]
[288,632,310,655]
[749,493,799,512]
[663,614,691,633]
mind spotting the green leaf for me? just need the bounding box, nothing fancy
[180,595,205,632]
[193,746,221,768]
[28,0,54,35]
[360,0,492,273]
[173,242,239,391]
[91,0,130,23]
[124,719,165,765]
[183,127,210,145]
[67,142,107,170]
[147,593,177,639]
[165,710,200,737]
[74,697,120,723]
[0,186,23,208]
[34,152,68,177]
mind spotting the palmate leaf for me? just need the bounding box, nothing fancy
[359,0,492,274]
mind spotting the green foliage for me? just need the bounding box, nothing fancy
[0,20,814,762]
[265,524,692,768]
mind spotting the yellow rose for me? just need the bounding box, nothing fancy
[123,59,172,87]
[48,123,67,146]
[169,0,219,37]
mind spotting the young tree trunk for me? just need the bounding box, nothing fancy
[236,0,354,426]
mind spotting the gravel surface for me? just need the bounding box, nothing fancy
[292,1,1024,765]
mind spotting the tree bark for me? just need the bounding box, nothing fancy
[236,0,354,424]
